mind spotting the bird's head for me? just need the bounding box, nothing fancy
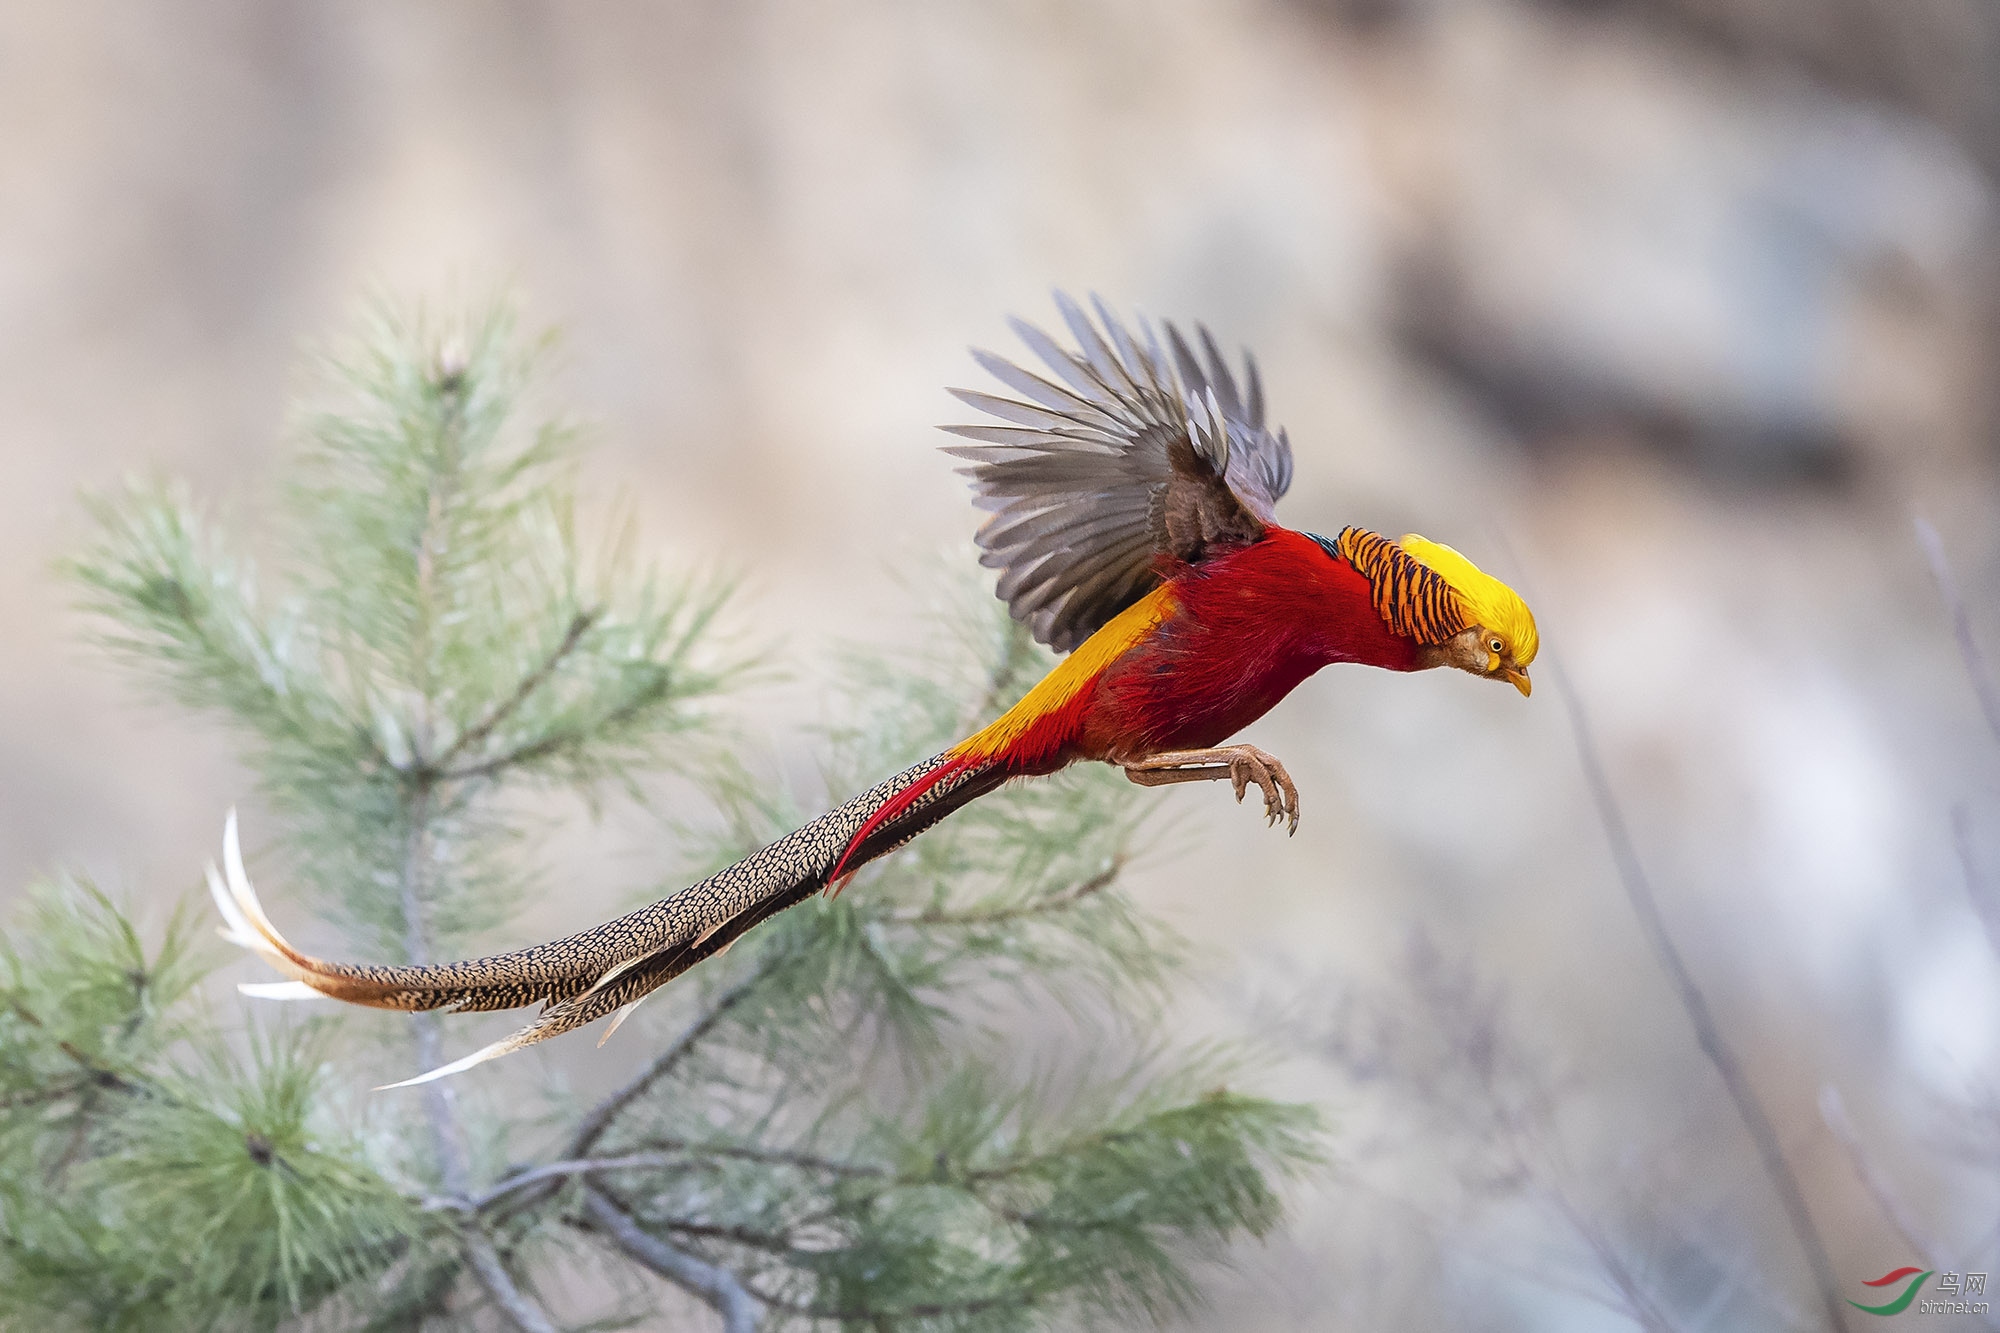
[1400,535,1539,696]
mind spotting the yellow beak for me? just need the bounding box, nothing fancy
[1502,666,1531,698]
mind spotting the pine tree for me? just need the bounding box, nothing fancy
[3,301,1319,1331]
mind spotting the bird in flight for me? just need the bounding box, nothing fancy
[210,294,1538,1083]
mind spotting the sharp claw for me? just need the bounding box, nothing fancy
[1135,748,1303,835]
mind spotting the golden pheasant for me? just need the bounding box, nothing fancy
[211,294,1538,1083]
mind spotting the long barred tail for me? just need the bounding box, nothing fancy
[211,752,1006,1085]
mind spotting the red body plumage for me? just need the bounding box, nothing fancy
[831,529,1415,877]
[1072,529,1422,764]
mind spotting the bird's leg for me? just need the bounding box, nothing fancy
[1121,745,1300,834]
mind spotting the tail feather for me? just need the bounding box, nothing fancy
[217,752,1005,1082]
[236,981,325,1000]
[827,754,976,883]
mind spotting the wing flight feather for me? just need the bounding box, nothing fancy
[943,294,1295,652]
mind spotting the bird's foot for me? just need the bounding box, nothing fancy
[1121,744,1300,834]
[1225,747,1300,831]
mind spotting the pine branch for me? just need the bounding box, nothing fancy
[0,1082,91,1111]
[458,1225,559,1333]
[66,485,357,761]
[652,1217,805,1257]
[2,996,154,1101]
[428,606,600,774]
[567,955,789,1160]
[457,1154,699,1212]
[332,316,567,1333]
[618,1138,887,1180]
[437,670,685,783]
[468,1137,894,1218]
[397,672,560,1333]
[582,1188,761,1333]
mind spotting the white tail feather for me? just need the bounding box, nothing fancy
[209,810,340,1002]
[597,994,649,1046]
[375,1034,528,1090]
[239,981,324,1000]
[206,860,278,959]
[222,809,289,946]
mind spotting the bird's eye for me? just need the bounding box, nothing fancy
[1489,638,1503,653]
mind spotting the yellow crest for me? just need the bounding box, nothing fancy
[1398,536,1539,666]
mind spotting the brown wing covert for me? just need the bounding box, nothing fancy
[942,293,1294,653]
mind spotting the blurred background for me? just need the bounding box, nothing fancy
[2,1,1998,1327]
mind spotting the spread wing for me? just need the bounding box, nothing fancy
[941,292,1295,652]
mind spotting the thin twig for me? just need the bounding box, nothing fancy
[481,1123,1116,1220]
[0,1081,90,1110]
[582,1187,761,1333]
[1549,653,1850,1333]
[47,1088,102,1185]
[396,785,473,1193]
[1547,1183,1679,1333]
[39,985,197,1187]
[1337,1174,1674,1320]
[440,679,664,782]
[1916,517,2000,747]
[399,815,556,1331]
[568,959,782,1158]
[430,607,600,773]
[625,1138,886,1180]
[52,1040,149,1098]
[1952,804,2000,965]
[402,832,555,1330]
[6,995,150,1095]
[5,993,187,1130]
[458,1226,560,1333]
[1821,1091,1949,1274]
[656,1217,809,1257]
[477,1140,883,1218]
[456,1153,694,1212]
[476,959,797,1225]
[896,859,1125,927]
